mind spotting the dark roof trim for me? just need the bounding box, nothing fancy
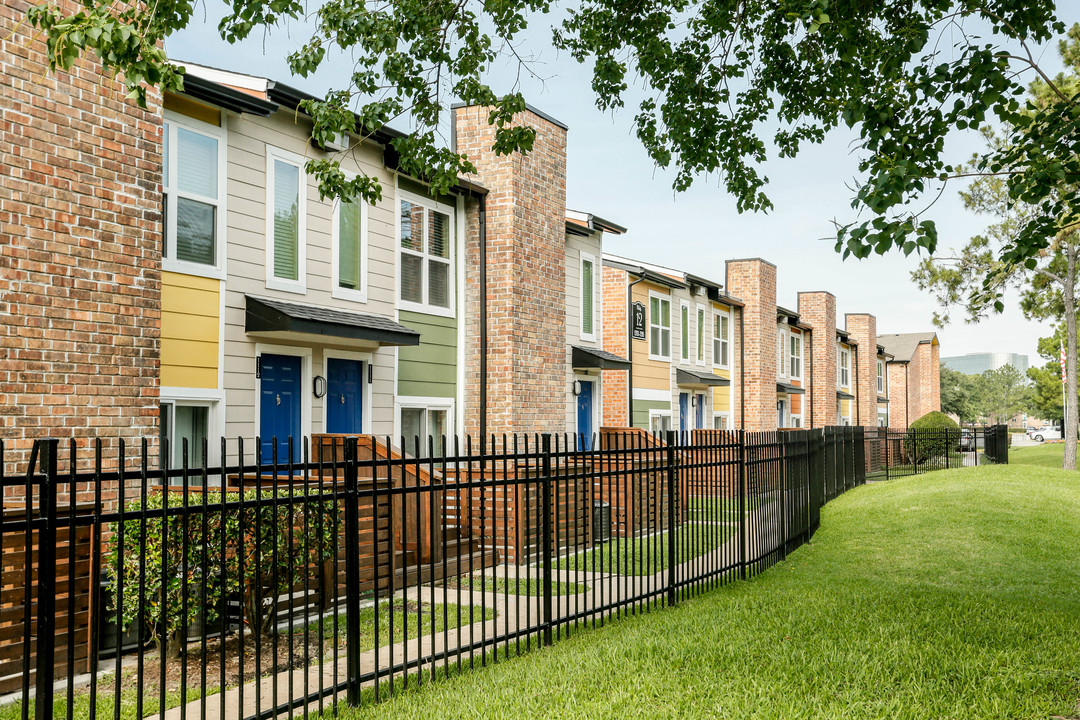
[268,81,405,147]
[777,381,806,395]
[602,259,687,289]
[590,214,627,234]
[246,295,420,346]
[684,272,723,292]
[451,101,568,130]
[836,391,856,400]
[572,346,631,371]
[777,305,801,320]
[565,222,592,238]
[877,396,890,404]
[180,73,278,116]
[677,368,730,387]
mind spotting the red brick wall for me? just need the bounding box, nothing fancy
[798,292,837,429]
[845,314,878,428]
[455,105,568,437]
[887,362,910,428]
[726,259,776,431]
[909,342,941,421]
[601,265,629,426]
[0,0,162,475]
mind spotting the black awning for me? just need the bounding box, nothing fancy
[677,368,730,387]
[572,345,631,371]
[836,390,856,400]
[776,381,806,395]
[246,295,420,346]
[877,396,890,404]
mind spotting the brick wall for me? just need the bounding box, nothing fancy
[601,265,629,426]
[887,362,910,428]
[725,259,776,431]
[845,314,878,428]
[455,105,568,437]
[797,292,837,429]
[910,342,941,421]
[0,0,162,475]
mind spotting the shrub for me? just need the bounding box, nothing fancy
[104,488,338,657]
[903,411,960,463]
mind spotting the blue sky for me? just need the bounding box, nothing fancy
[170,4,1080,368]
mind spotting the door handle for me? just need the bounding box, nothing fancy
[276,394,281,406]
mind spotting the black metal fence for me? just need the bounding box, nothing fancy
[864,424,1009,481]
[1,427,870,720]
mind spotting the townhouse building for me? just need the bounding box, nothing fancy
[878,332,941,428]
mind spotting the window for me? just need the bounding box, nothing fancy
[399,192,454,314]
[839,347,851,387]
[649,293,671,360]
[713,312,730,368]
[877,359,885,394]
[790,333,802,380]
[713,413,729,430]
[777,329,786,378]
[681,302,690,361]
[265,146,307,293]
[163,117,225,275]
[332,195,368,302]
[581,253,597,340]
[696,305,705,364]
[159,401,213,477]
[790,416,802,428]
[649,410,672,434]
[399,403,451,456]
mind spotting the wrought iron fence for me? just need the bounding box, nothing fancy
[864,425,1009,481]
[2,427,868,720]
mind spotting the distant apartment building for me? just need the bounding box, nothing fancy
[941,352,1029,376]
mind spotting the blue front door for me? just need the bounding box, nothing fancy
[259,353,302,463]
[679,392,689,433]
[326,358,364,434]
[696,393,705,429]
[576,380,594,450]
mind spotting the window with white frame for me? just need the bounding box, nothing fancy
[696,305,705,364]
[649,293,671,360]
[877,359,885,394]
[713,312,729,368]
[649,410,673,434]
[839,346,851,387]
[399,193,454,313]
[713,413,729,430]
[680,302,690,361]
[333,195,368,301]
[163,117,225,274]
[789,415,802,428]
[790,332,802,380]
[777,329,787,378]
[159,400,214,476]
[580,253,597,340]
[266,147,307,292]
[399,402,451,456]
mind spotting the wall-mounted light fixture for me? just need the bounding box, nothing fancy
[313,375,327,398]
[691,395,697,407]
[572,380,582,396]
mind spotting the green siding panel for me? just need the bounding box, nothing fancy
[398,310,457,398]
[632,399,672,429]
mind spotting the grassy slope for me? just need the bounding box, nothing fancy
[341,465,1080,719]
[1011,442,1068,468]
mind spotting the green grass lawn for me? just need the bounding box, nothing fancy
[555,523,736,576]
[1010,442,1069,468]
[441,573,587,596]
[334,464,1080,719]
[687,495,761,521]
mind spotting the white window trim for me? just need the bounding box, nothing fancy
[877,358,885,394]
[713,411,730,430]
[159,392,225,471]
[695,303,707,366]
[648,290,672,362]
[680,300,691,363]
[648,408,673,434]
[579,252,598,342]
[394,396,456,452]
[253,343,313,453]
[396,189,457,319]
[265,145,309,294]
[789,331,802,381]
[713,308,730,370]
[777,327,787,379]
[789,413,803,428]
[330,183,370,304]
[321,350,373,434]
[162,111,228,280]
[839,346,851,389]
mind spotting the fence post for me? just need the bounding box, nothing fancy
[738,429,747,581]
[665,431,677,605]
[540,433,553,647]
[780,433,788,559]
[343,436,362,707]
[33,439,59,720]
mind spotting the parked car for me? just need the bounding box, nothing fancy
[958,430,975,451]
[1027,426,1062,442]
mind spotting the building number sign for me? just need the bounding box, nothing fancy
[631,301,646,341]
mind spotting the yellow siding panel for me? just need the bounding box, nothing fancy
[631,280,672,392]
[161,271,220,390]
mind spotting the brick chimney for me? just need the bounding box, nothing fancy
[797,292,837,428]
[454,104,568,436]
[725,259,777,431]
[844,313,879,428]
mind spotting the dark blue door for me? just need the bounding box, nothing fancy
[576,380,594,450]
[679,392,689,433]
[326,358,364,434]
[696,393,705,429]
[260,353,302,462]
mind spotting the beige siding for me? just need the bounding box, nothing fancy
[565,231,604,432]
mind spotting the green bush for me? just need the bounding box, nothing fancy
[104,488,338,657]
[903,411,960,463]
